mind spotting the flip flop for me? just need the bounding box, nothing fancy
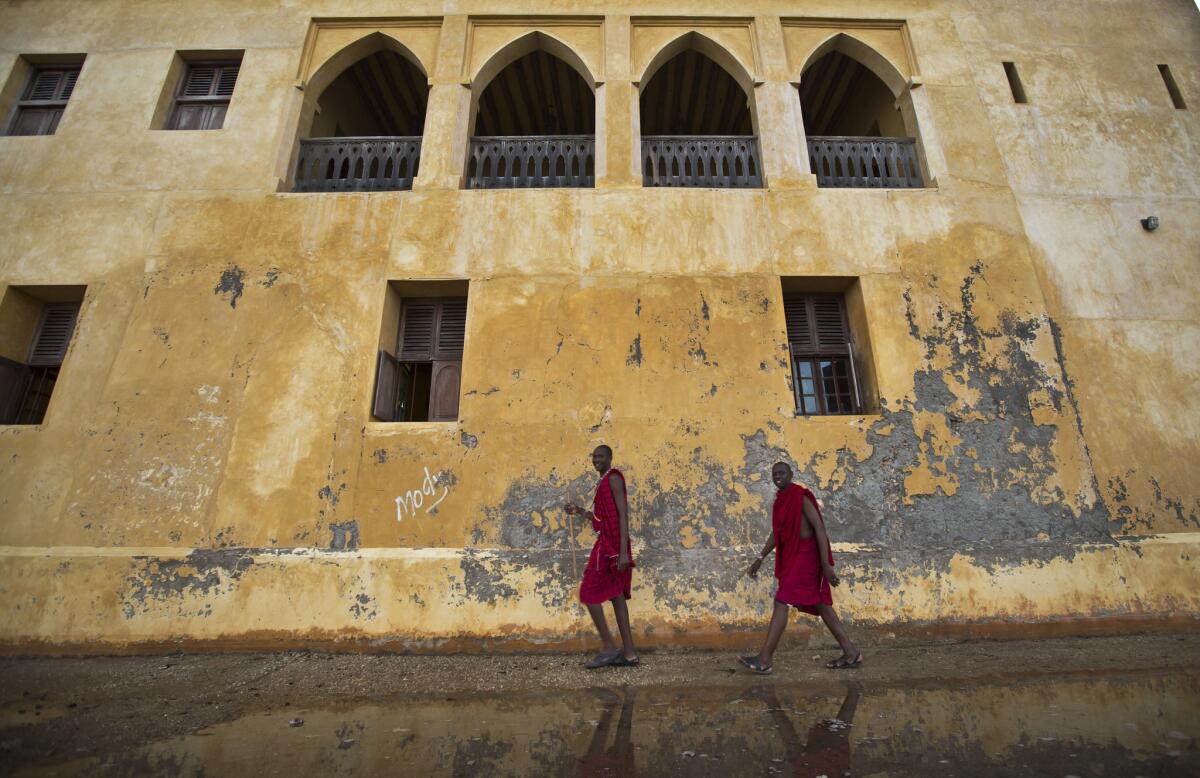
[611,655,640,667]
[825,653,863,670]
[585,650,621,669]
[738,655,773,675]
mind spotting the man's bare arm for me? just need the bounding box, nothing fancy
[610,473,631,571]
[803,498,839,587]
[747,531,776,578]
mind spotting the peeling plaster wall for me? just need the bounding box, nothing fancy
[0,0,1197,652]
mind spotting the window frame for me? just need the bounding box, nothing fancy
[783,293,862,416]
[0,299,81,425]
[166,59,241,131]
[5,64,81,136]
[373,296,468,423]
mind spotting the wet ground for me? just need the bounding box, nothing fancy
[1,633,1197,776]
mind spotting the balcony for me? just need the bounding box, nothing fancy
[293,137,422,193]
[806,136,923,189]
[642,136,762,188]
[466,136,595,189]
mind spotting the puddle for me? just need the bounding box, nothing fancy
[9,670,1199,776]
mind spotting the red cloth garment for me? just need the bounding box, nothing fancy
[579,468,634,605]
[772,483,834,614]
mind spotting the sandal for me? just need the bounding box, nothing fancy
[611,655,640,667]
[825,653,863,670]
[738,655,773,675]
[586,650,621,669]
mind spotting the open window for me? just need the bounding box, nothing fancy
[782,278,876,415]
[800,37,925,188]
[0,285,85,424]
[373,281,468,422]
[639,36,761,188]
[466,34,596,189]
[3,57,84,136]
[292,37,429,192]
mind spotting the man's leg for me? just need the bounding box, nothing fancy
[610,595,639,660]
[816,604,860,662]
[756,599,791,667]
[587,603,619,654]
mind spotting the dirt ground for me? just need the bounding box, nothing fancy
[1,632,1198,775]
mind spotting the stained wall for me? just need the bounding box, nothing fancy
[0,0,1197,652]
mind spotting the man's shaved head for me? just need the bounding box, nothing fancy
[771,461,794,491]
[592,444,613,473]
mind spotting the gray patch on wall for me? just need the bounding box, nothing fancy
[329,520,361,551]
[746,262,1113,551]
[213,266,246,309]
[121,549,254,618]
[626,335,642,366]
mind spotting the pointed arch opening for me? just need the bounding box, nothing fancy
[292,34,430,192]
[638,34,761,188]
[799,35,925,188]
[466,33,595,189]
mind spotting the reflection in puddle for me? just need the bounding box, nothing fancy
[15,671,1200,776]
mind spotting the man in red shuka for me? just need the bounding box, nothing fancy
[564,444,639,669]
[739,461,861,674]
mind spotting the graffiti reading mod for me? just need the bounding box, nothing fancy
[395,467,449,522]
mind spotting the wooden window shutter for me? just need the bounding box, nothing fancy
[398,300,437,360]
[434,298,467,359]
[812,297,849,353]
[182,65,217,97]
[61,70,79,100]
[372,350,400,421]
[429,361,462,421]
[27,71,63,101]
[216,64,239,97]
[27,303,79,367]
[784,295,848,354]
[181,63,238,99]
[25,67,79,103]
[783,295,815,352]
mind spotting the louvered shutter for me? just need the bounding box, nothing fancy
[783,295,815,352]
[27,71,63,101]
[27,304,79,367]
[783,295,849,355]
[215,65,239,97]
[811,297,848,353]
[398,300,437,360]
[169,61,238,130]
[60,70,78,100]
[183,65,217,97]
[434,299,467,359]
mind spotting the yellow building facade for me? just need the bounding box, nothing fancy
[0,0,1197,653]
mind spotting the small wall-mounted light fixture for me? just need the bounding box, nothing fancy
[1141,216,1159,231]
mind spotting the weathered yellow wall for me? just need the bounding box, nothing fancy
[0,0,1197,652]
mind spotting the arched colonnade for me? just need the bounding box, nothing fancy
[288,27,932,192]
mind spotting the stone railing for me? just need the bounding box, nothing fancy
[641,136,763,188]
[806,136,924,188]
[293,137,422,192]
[466,136,595,189]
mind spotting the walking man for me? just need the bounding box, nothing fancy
[564,444,639,668]
[740,461,861,673]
